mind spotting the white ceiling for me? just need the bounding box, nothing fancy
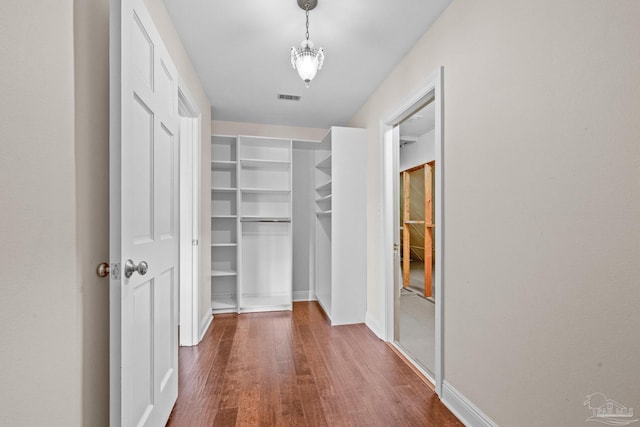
[400,101,436,139]
[163,0,452,129]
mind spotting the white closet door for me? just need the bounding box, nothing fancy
[110,0,179,425]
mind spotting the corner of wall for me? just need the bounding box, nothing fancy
[365,311,385,340]
[199,309,213,342]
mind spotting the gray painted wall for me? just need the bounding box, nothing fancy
[292,142,319,300]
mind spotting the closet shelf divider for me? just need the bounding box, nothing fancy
[315,180,332,193]
[211,269,237,277]
[239,158,291,169]
[240,188,291,194]
[211,160,237,169]
[315,154,332,169]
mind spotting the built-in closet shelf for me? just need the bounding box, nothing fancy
[211,160,237,169]
[211,134,241,313]
[211,134,294,314]
[211,269,237,277]
[315,181,332,193]
[239,295,291,313]
[239,159,291,169]
[315,154,332,169]
[314,127,367,326]
[240,188,291,194]
[212,295,237,313]
[241,216,291,223]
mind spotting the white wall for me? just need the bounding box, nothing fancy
[349,1,640,425]
[212,120,327,142]
[400,129,435,172]
[0,1,80,425]
[292,142,318,301]
[1,1,211,425]
[74,0,110,423]
[292,141,318,301]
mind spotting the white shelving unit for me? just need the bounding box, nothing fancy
[314,127,367,325]
[211,135,239,313]
[211,134,294,314]
[238,136,293,313]
[212,130,364,320]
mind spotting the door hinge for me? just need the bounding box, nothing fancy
[192,239,199,246]
[111,262,121,280]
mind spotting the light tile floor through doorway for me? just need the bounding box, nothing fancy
[397,288,436,377]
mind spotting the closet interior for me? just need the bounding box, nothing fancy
[210,127,366,324]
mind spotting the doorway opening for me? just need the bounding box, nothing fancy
[397,99,437,379]
[381,67,444,395]
[178,87,202,347]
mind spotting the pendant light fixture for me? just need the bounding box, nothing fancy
[290,0,324,88]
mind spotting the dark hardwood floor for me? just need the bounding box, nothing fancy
[167,302,462,426]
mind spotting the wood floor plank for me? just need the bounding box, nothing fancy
[167,302,461,426]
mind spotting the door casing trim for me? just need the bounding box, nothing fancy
[379,66,444,396]
[178,82,202,347]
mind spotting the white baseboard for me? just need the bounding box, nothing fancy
[316,297,329,318]
[441,381,497,427]
[293,291,316,302]
[365,311,385,339]
[198,310,213,342]
[390,342,436,385]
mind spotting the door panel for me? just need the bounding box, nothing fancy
[130,96,154,243]
[157,125,175,240]
[132,280,153,424]
[155,267,175,391]
[111,0,179,425]
[131,14,153,89]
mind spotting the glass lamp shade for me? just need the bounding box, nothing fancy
[291,40,324,87]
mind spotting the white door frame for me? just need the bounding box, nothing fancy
[380,66,444,396]
[178,84,202,346]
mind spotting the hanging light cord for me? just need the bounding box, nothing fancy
[305,4,310,41]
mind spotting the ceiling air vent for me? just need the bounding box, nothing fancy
[277,93,301,101]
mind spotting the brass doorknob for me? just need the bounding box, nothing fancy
[97,263,110,278]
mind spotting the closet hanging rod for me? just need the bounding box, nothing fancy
[240,219,291,223]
